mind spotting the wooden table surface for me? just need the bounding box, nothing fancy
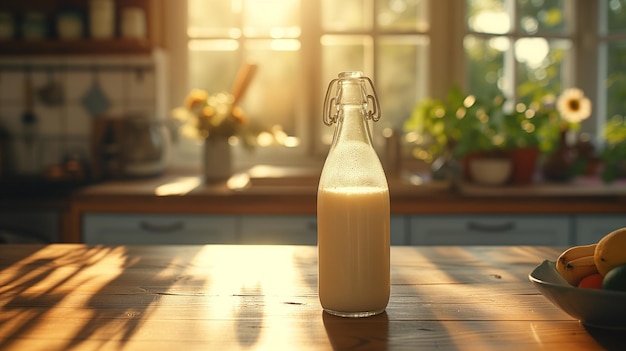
[0,244,623,350]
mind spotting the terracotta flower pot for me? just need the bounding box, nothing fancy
[507,147,540,185]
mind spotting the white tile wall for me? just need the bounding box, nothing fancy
[0,55,160,176]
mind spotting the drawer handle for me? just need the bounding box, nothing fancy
[467,221,515,233]
[140,221,185,233]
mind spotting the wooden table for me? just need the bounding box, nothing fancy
[0,245,623,350]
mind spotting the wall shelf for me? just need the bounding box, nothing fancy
[0,39,152,56]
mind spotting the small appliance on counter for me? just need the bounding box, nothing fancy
[120,113,171,178]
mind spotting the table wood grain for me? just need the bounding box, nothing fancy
[0,245,623,350]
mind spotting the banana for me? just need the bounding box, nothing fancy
[594,227,626,276]
[557,255,599,286]
[556,244,597,277]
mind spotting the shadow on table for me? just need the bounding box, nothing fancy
[0,245,207,350]
[323,311,389,350]
[583,325,626,351]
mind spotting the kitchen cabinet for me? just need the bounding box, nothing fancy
[574,215,626,245]
[82,213,409,246]
[390,215,408,245]
[83,213,238,245]
[240,215,317,245]
[0,209,60,243]
[408,214,572,246]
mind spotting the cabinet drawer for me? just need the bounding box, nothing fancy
[574,215,626,245]
[240,215,317,245]
[83,213,238,245]
[409,215,571,246]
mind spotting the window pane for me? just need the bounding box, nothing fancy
[188,40,239,93]
[606,41,626,119]
[322,0,372,31]
[515,38,571,103]
[188,39,301,135]
[376,0,430,32]
[243,0,301,38]
[321,35,373,86]
[518,0,567,35]
[466,0,511,34]
[377,36,430,129]
[465,35,508,99]
[320,35,373,144]
[188,0,239,37]
[243,40,301,134]
[606,0,626,33]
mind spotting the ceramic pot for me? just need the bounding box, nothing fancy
[469,157,512,186]
[203,137,232,182]
[508,147,540,184]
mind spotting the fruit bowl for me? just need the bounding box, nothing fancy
[529,260,626,329]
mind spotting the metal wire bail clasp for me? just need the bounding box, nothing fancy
[323,72,381,126]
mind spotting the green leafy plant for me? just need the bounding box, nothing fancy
[405,86,592,165]
[404,86,505,162]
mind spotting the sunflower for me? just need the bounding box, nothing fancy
[556,88,592,124]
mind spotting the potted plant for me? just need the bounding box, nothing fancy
[500,97,557,184]
[539,88,593,182]
[405,86,593,185]
[404,86,508,183]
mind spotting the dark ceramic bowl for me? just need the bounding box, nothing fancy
[529,260,626,329]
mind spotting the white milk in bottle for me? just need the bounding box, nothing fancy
[317,72,390,317]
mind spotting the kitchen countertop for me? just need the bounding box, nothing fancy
[58,168,626,242]
[0,244,622,350]
[3,166,626,242]
[68,169,626,216]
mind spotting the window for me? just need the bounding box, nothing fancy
[601,0,626,133]
[165,1,617,169]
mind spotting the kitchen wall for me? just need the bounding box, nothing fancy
[0,52,164,177]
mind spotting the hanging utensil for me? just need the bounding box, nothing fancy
[21,69,38,175]
[37,68,64,106]
[81,67,111,117]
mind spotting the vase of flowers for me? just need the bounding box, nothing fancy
[171,90,248,182]
[203,134,232,181]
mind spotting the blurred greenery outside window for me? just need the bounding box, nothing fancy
[182,0,625,166]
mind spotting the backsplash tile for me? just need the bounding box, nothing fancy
[0,55,160,177]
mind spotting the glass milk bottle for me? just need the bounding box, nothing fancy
[317,71,390,318]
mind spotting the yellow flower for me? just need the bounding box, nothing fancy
[556,88,591,124]
[172,89,249,141]
[184,89,209,110]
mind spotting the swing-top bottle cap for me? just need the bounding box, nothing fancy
[323,71,380,126]
[338,71,364,79]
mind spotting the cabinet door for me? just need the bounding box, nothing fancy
[240,215,318,245]
[574,215,626,245]
[83,213,238,245]
[409,215,571,246]
[390,215,408,245]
